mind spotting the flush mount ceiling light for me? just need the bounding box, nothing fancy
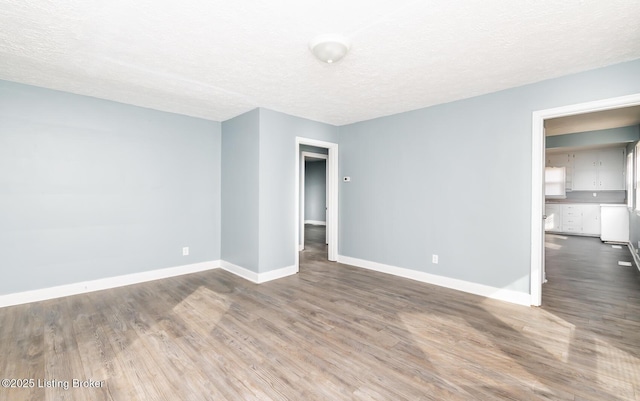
[309,34,350,64]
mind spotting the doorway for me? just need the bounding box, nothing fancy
[530,93,640,306]
[300,151,328,251]
[295,137,339,272]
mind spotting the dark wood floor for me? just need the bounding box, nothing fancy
[1,228,639,400]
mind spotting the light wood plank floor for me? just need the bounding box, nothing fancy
[1,228,639,400]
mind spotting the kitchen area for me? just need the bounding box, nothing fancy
[544,145,629,243]
[540,107,640,303]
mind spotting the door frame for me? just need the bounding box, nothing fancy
[299,151,328,250]
[295,137,339,269]
[530,93,640,306]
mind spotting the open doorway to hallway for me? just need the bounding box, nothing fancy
[301,223,328,264]
[300,148,330,265]
[294,137,339,272]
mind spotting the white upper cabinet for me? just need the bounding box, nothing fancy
[597,148,625,190]
[572,151,598,190]
[571,148,625,191]
[546,153,571,166]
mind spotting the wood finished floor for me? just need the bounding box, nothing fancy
[1,228,640,400]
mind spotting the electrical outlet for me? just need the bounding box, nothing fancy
[182,247,189,256]
[432,254,438,264]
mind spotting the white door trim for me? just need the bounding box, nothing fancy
[295,138,339,270]
[531,93,640,306]
[300,151,328,250]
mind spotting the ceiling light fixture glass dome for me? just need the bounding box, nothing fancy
[309,34,350,64]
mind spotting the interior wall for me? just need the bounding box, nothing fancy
[337,58,640,295]
[305,160,327,223]
[221,109,260,272]
[258,108,338,273]
[4,58,640,297]
[0,80,221,296]
[546,125,640,148]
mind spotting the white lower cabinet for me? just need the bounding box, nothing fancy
[581,205,601,236]
[562,205,582,233]
[545,203,601,236]
[544,204,562,232]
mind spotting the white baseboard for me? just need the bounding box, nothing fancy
[220,261,297,284]
[220,260,259,283]
[627,242,640,272]
[337,255,531,306]
[304,220,326,226]
[258,265,298,283]
[0,260,221,308]
[0,258,300,309]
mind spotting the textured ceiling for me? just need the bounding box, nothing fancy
[1,0,639,126]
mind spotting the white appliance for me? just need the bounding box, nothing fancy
[600,204,629,243]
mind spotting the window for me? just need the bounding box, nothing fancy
[545,166,566,198]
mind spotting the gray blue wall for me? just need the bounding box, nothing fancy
[4,57,640,297]
[258,109,338,272]
[221,109,260,271]
[337,58,640,294]
[0,80,221,295]
[305,160,327,222]
[546,125,639,149]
